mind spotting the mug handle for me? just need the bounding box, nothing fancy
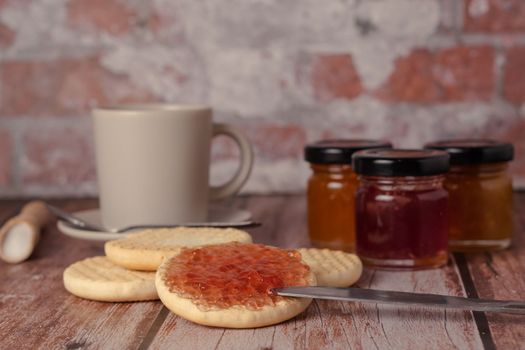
[210,123,254,200]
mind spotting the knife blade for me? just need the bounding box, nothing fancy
[273,286,525,314]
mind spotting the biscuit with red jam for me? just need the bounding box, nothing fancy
[155,243,316,328]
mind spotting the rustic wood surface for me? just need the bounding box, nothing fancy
[460,196,525,350]
[0,195,524,350]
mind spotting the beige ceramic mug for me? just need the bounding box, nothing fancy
[93,104,254,230]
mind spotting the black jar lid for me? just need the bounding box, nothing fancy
[304,140,392,164]
[352,149,450,177]
[425,139,514,165]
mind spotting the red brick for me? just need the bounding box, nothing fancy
[0,23,14,48]
[503,47,525,103]
[310,54,363,102]
[464,0,525,32]
[318,128,364,141]
[0,57,153,117]
[376,46,494,103]
[242,122,306,160]
[67,0,137,36]
[22,127,95,186]
[0,128,11,186]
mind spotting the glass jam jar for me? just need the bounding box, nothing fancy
[352,149,450,269]
[425,140,514,252]
[304,140,392,252]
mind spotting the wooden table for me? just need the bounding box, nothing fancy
[1,195,524,349]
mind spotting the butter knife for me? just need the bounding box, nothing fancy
[273,286,525,314]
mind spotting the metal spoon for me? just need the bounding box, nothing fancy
[46,204,261,233]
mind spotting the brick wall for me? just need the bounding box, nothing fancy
[0,0,524,197]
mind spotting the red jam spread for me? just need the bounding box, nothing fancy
[163,243,311,311]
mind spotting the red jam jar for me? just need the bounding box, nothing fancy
[352,149,450,269]
[425,140,514,251]
[305,140,392,252]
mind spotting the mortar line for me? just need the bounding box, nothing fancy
[493,44,506,104]
[455,0,464,36]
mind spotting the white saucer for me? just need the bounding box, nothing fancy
[57,205,252,241]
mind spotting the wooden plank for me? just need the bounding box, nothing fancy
[245,195,311,249]
[244,195,292,246]
[352,268,482,350]
[0,199,25,223]
[149,195,483,349]
[0,199,163,350]
[464,192,525,349]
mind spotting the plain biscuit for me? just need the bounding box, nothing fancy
[105,227,253,271]
[298,248,363,287]
[63,256,157,302]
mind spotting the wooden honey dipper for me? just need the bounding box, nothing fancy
[0,201,54,264]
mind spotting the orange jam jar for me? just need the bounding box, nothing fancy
[352,149,450,269]
[304,140,392,252]
[425,140,514,252]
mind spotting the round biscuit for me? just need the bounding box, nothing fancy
[298,248,362,287]
[155,251,316,328]
[105,227,253,271]
[63,256,157,302]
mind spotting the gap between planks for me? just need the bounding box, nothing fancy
[137,307,170,350]
[453,253,496,350]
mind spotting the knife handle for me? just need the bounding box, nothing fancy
[0,201,54,264]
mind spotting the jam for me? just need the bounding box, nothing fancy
[304,140,392,252]
[163,243,311,311]
[353,149,450,269]
[426,140,514,251]
[355,176,449,267]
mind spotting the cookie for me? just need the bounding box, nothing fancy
[298,248,362,287]
[105,227,253,271]
[155,243,317,328]
[63,256,157,302]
